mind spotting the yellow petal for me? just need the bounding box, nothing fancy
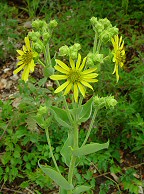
[22,65,30,82]
[79,57,87,71]
[83,73,98,79]
[16,61,24,66]
[23,45,27,52]
[80,80,93,90]
[54,65,69,74]
[84,78,98,83]
[54,81,70,93]
[29,60,35,73]
[77,82,85,97]
[55,59,70,71]
[17,56,23,60]
[119,36,122,47]
[64,82,72,95]
[112,64,117,74]
[13,64,25,74]
[82,67,97,75]
[17,50,24,55]
[50,75,67,80]
[33,51,38,58]
[76,53,81,70]
[25,37,31,50]
[69,58,75,70]
[74,83,78,102]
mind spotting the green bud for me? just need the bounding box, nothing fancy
[32,20,40,30]
[99,18,112,29]
[49,19,58,29]
[73,43,81,50]
[93,53,104,63]
[37,106,47,116]
[69,51,77,60]
[86,58,94,67]
[59,45,69,56]
[28,31,41,42]
[33,42,43,52]
[90,17,98,26]
[93,96,117,109]
[43,32,51,42]
[69,43,81,60]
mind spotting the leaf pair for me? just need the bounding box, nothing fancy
[51,97,93,129]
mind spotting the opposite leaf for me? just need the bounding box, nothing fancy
[51,106,72,129]
[73,185,91,194]
[73,141,109,156]
[39,164,74,190]
[60,132,74,167]
[78,97,93,123]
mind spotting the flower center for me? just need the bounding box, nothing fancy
[22,51,33,64]
[116,49,125,63]
[68,70,81,83]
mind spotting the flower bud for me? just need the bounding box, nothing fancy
[69,51,77,60]
[99,18,111,29]
[93,53,104,63]
[73,43,81,50]
[59,45,69,56]
[49,19,58,29]
[43,32,51,42]
[28,31,41,42]
[90,17,98,26]
[37,106,47,116]
[33,42,43,52]
[93,96,117,109]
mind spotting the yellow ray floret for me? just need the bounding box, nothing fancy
[13,37,38,82]
[111,35,126,82]
[50,53,98,102]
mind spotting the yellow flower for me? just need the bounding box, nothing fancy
[111,35,126,82]
[50,54,98,102]
[13,37,38,82]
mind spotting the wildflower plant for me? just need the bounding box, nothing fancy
[13,17,125,193]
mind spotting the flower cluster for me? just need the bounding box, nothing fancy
[13,37,38,82]
[90,17,118,42]
[111,35,126,82]
[50,53,98,102]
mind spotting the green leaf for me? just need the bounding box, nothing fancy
[73,185,91,194]
[51,106,71,129]
[60,132,74,167]
[37,77,47,87]
[59,187,67,194]
[73,141,109,156]
[39,164,74,190]
[79,97,93,123]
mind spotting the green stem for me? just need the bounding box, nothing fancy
[46,43,51,66]
[82,108,98,146]
[38,59,46,67]
[45,127,60,173]
[93,32,98,53]
[97,39,102,53]
[68,123,78,194]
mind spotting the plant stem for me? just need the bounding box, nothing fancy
[45,127,60,173]
[93,32,98,53]
[46,43,51,66]
[38,59,45,67]
[68,123,78,194]
[82,108,98,146]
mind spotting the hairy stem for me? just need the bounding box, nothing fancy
[45,127,60,173]
[82,108,98,146]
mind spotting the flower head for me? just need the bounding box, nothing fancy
[50,54,98,102]
[13,37,38,82]
[111,35,126,82]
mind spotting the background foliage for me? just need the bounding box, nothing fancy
[0,0,143,193]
